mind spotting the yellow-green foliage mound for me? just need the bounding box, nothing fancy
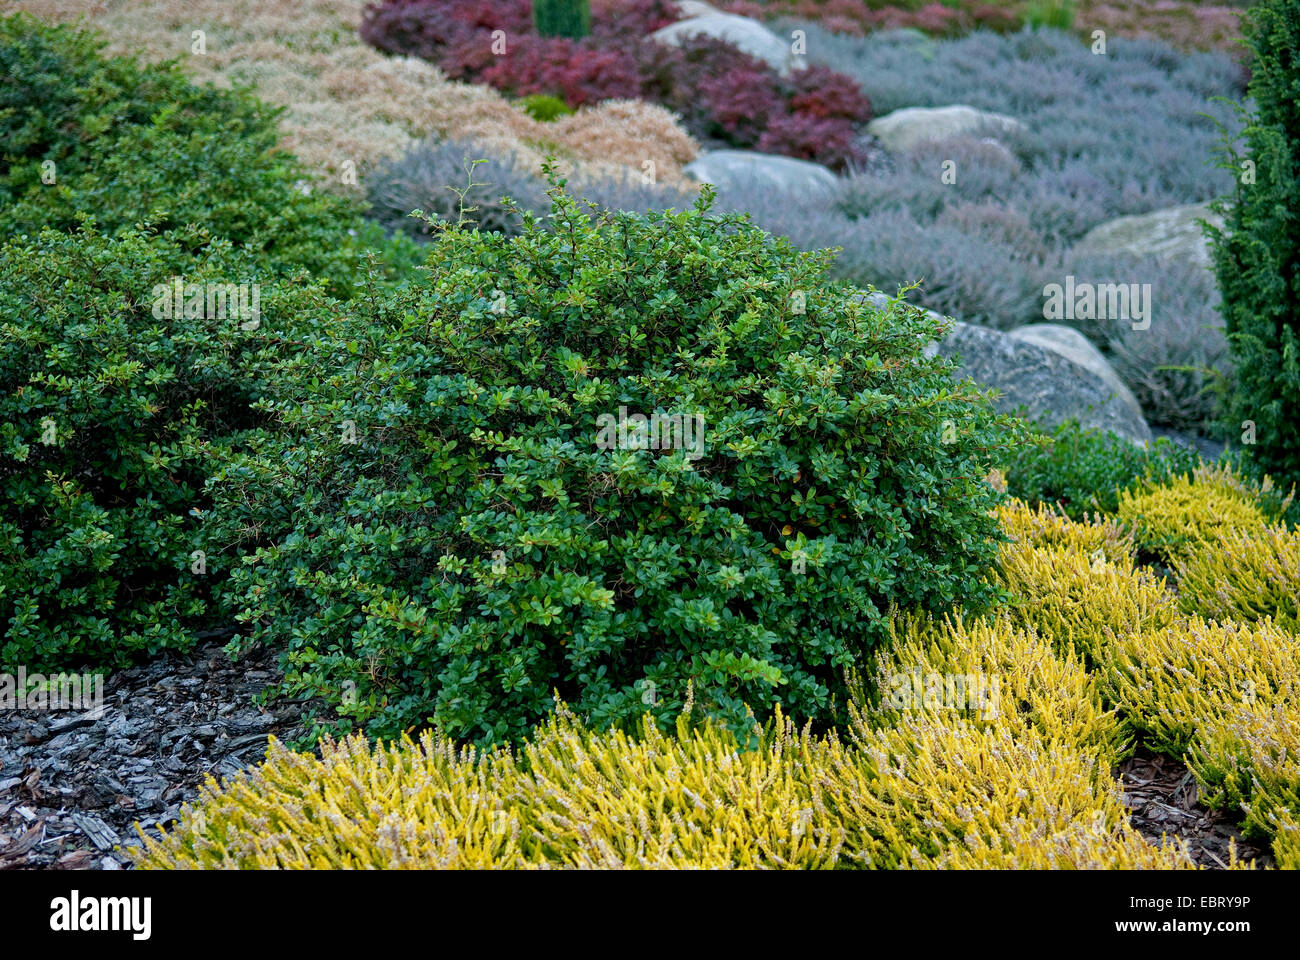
[866,612,1130,769]
[996,499,1133,562]
[1115,463,1279,563]
[993,504,1176,667]
[1106,616,1300,756]
[133,707,850,869]
[1196,697,1300,837]
[990,486,1300,863]
[128,710,838,869]
[1003,476,1299,858]
[15,0,699,190]
[1270,809,1300,869]
[134,475,1300,870]
[132,708,1192,870]
[133,611,1194,870]
[1175,523,1300,631]
[839,717,1188,869]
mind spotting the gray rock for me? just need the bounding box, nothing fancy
[651,13,805,75]
[943,322,1152,444]
[1009,324,1144,426]
[674,0,722,16]
[684,149,838,198]
[857,292,1152,444]
[866,105,1028,154]
[1072,202,1223,270]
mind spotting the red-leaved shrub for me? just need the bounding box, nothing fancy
[359,0,872,169]
[481,36,644,106]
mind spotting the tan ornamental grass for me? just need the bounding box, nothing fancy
[14,0,700,192]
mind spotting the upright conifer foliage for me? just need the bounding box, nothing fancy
[1210,0,1300,485]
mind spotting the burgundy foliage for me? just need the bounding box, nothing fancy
[359,0,873,170]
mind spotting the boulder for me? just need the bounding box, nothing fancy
[1008,324,1144,425]
[866,105,1028,154]
[684,149,839,198]
[674,1,723,16]
[942,322,1152,444]
[856,292,1152,444]
[650,13,805,75]
[910,134,1020,171]
[1072,202,1223,270]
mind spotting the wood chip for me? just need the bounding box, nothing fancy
[70,813,121,852]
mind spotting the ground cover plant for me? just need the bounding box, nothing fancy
[716,0,1246,54]
[1071,0,1247,55]
[358,0,874,169]
[716,0,1023,37]
[132,468,1300,869]
[11,0,701,190]
[366,134,697,239]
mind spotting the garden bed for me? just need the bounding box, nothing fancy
[2,1,1298,875]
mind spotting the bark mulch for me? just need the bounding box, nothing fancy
[1117,747,1274,869]
[0,639,306,870]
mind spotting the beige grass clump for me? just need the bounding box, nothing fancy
[549,99,701,183]
[13,0,699,191]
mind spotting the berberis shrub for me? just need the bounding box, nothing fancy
[0,16,405,667]
[210,175,1015,746]
[0,227,333,667]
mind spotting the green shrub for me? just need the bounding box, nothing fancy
[0,226,339,668]
[532,0,591,39]
[0,14,418,298]
[0,15,407,668]
[208,175,1017,746]
[520,93,575,122]
[1209,0,1300,491]
[1000,420,1202,520]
